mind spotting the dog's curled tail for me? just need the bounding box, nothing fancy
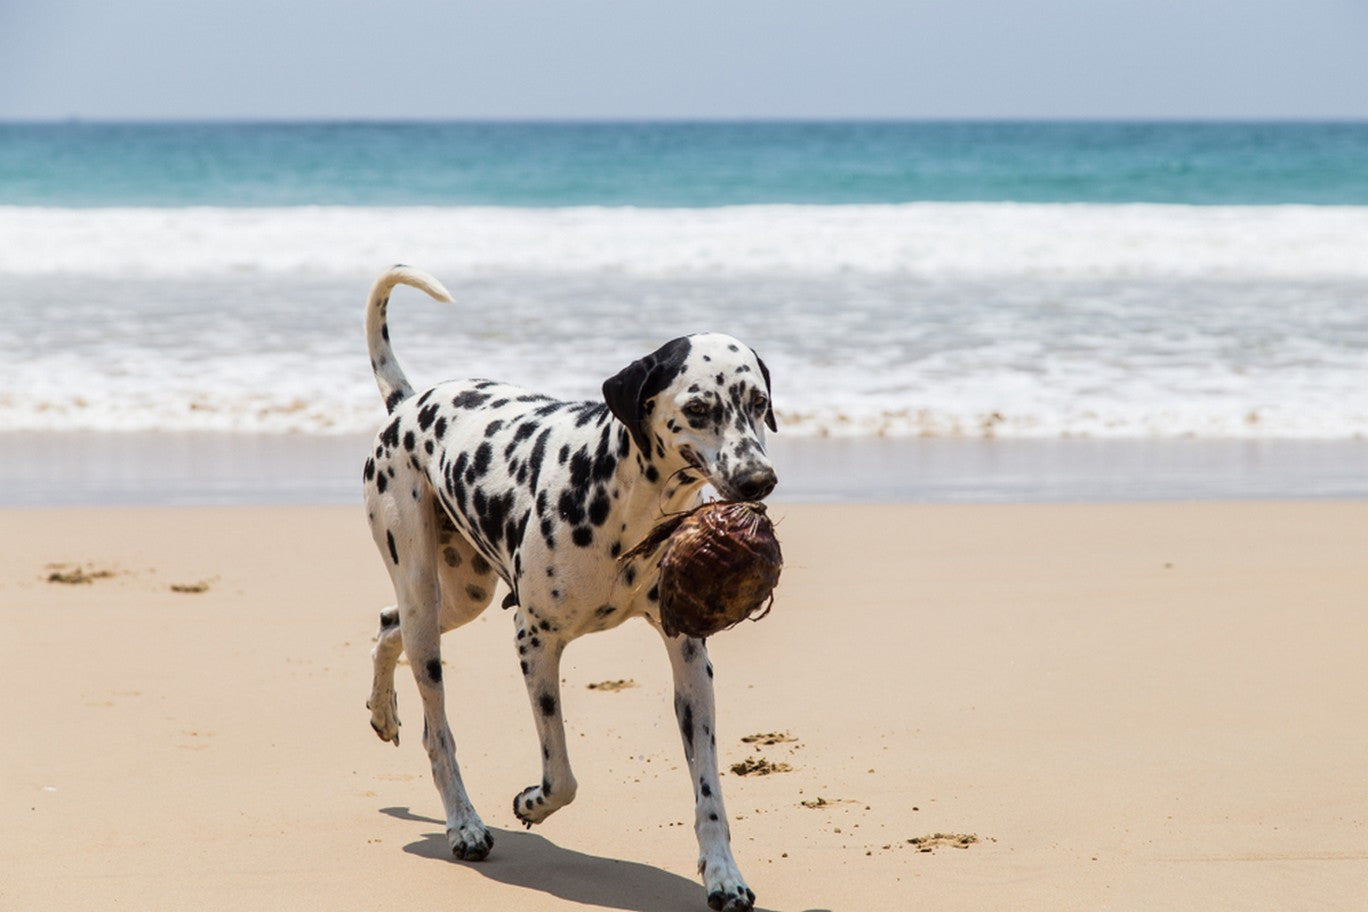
[366,264,454,413]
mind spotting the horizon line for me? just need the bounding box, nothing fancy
[4,114,1368,127]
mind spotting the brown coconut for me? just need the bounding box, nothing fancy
[622,501,783,638]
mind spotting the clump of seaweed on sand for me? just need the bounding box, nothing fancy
[45,564,116,585]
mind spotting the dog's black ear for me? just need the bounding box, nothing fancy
[603,337,693,456]
[603,358,653,453]
[753,350,778,432]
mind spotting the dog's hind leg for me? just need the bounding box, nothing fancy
[372,485,494,861]
[367,504,498,748]
[511,608,579,827]
[662,632,755,912]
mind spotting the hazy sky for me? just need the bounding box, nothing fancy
[2,0,1365,120]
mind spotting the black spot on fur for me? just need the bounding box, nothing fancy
[472,442,493,476]
[558,490,585,525]
[426,658,443,683]
[385,389,406,412]
[472,488,515,550]
[572,526,593,547]
[569,449,592,488]
[380,417,401,449]
[386,531,399,565]
[505,511,530,551]
[380,610,399,630]
[417,403,440,431]
[452,390,491,410]
[528,427,553,488]
[575,404,607,427]
[588,492,610,526]
[539,693,557,717]
[679,700,695,749]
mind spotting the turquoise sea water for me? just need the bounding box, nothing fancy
[3,120,1367,206]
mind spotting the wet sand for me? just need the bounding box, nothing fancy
[6,431,1368,506]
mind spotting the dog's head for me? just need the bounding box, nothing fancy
[603,333,778,501]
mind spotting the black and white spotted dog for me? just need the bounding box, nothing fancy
[362,266,777,912]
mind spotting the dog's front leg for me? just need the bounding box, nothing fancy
[513,610,578,827]
[662,633,755,912]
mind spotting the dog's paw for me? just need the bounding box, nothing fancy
[706,886,756,912]
[703,859,755,912]
[447,821,494,861]
[366,693,401,746]
[711,886,755,912]
[512,783,566,828]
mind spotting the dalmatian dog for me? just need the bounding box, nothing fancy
[361,265,777,912]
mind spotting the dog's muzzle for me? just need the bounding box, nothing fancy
[728,465,778,501]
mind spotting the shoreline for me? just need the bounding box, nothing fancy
[5,430,1368,507]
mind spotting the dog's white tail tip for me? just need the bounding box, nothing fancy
[381,263,454,303]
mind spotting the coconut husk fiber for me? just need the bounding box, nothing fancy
[622,501,783,638]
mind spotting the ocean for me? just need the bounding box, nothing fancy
[3,121,1367,503]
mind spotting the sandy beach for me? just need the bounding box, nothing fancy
[2,500,1365,911]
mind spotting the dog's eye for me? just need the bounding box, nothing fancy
[684,401,710,416]
[751,393,769,413]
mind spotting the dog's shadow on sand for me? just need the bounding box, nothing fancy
[380,807,812,912]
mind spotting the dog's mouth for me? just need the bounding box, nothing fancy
[680,446,707,473]
[679,447,731,495]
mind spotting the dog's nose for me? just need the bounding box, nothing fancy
[732,467,778,501]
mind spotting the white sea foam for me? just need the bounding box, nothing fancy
[3,203,1368,438]
[5,203,1368,281]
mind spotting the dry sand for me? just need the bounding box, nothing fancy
[2,502,1365,911]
